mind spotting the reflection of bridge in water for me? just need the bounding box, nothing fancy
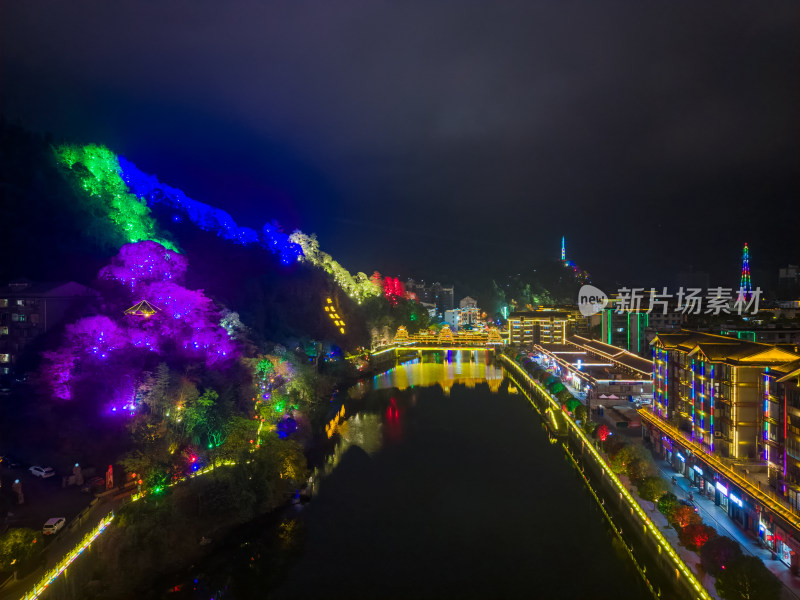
[371,351,504,395]
[314,349,505,493]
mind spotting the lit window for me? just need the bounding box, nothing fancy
[16,299,24,306]
[0,354,9,363]
[0,327,7,335]
[0,299,7,308]
[11,314,18,322]
[18,314,25,323]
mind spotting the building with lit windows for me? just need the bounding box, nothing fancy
[601,299,683,357]
[645,331,800,559]
[0,280,90,375]
[508,310,574,346]
[405,279,454,314]
[763,360,800,505]
[601,307,649,354]
[532,335,653,402]
[651,330,800,460]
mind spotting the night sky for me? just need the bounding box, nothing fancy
[2,2,798,288]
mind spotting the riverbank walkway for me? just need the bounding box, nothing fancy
[657,459,800,600]
[596,403,800,600]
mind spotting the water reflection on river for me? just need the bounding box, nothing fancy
[314,353,504,484]
[173,351,644,600]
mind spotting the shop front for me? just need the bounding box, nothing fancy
[728,488,750,530]
[715,480,729,510]
[656,433,673,463]
[759,513,776,552]
[673,450,687,475]
[702,476,715,498]
[690,463,705,488]
[776,530,798,569]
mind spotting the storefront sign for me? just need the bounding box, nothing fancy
[716,481,729,496]
[729,492,743,508]
[693,465,704,476]
[676,452,685,462]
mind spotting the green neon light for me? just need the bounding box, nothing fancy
[55,144,177,251]
[627,311,631,350]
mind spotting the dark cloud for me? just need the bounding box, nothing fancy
[2,1,798,286]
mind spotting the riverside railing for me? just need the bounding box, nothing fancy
[638,409,800,532]
[19,511,114,600]
[17,457,240,599]
[500,354,713,600]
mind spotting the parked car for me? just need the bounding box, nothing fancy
[678,498,699,513]
[0,454,21,468]
[29,466,55,478]
[43,517,66,535]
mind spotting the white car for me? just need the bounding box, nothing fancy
[29,466,55,478]
[43,517,66,535]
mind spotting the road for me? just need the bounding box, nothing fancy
[0,464,104,600]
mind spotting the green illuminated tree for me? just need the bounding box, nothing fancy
[626,458,649,482]
[637,476,668,504]
[0,528,39,571]
[609,444,647,475]
[216,416,258,461]
[657,491,678,517]
[55,144,176,251]
[184,389,224,448]
[554,388,572,402]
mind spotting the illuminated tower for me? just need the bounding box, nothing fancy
[561,236,566,261]
[739,243,752,300]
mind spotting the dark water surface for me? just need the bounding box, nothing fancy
[175,353,645,599]
[274,353,644,599]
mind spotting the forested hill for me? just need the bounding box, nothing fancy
[0,120,429,349]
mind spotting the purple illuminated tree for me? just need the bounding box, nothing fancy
[42,241,239,403]
[99,239,188,292]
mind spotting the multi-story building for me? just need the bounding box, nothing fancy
[763,360,800,504]
[778,265,799,296]
[444,298,482,332]
[433,282,455,312]
[718,324,800,346]
[404,280,454,314]
[651,330,800,459]
[601,296,684,357]
[443,309,459,332]
[457,296,480,329]
[0,280,90,375]
[533,335,653,403]
[645,331,800,561]
[508,310,573,346]
[601,307,649,355]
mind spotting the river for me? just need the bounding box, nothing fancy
[171,350,647,599]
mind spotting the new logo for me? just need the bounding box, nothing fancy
[578,285,608,316]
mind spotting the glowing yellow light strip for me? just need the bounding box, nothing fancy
[130,459,239,502]
[500,355,712,600]
[638,409,800,531]
[21,511,115,600]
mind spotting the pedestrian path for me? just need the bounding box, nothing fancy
[621,472,721,600]
[657,459,800,600]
